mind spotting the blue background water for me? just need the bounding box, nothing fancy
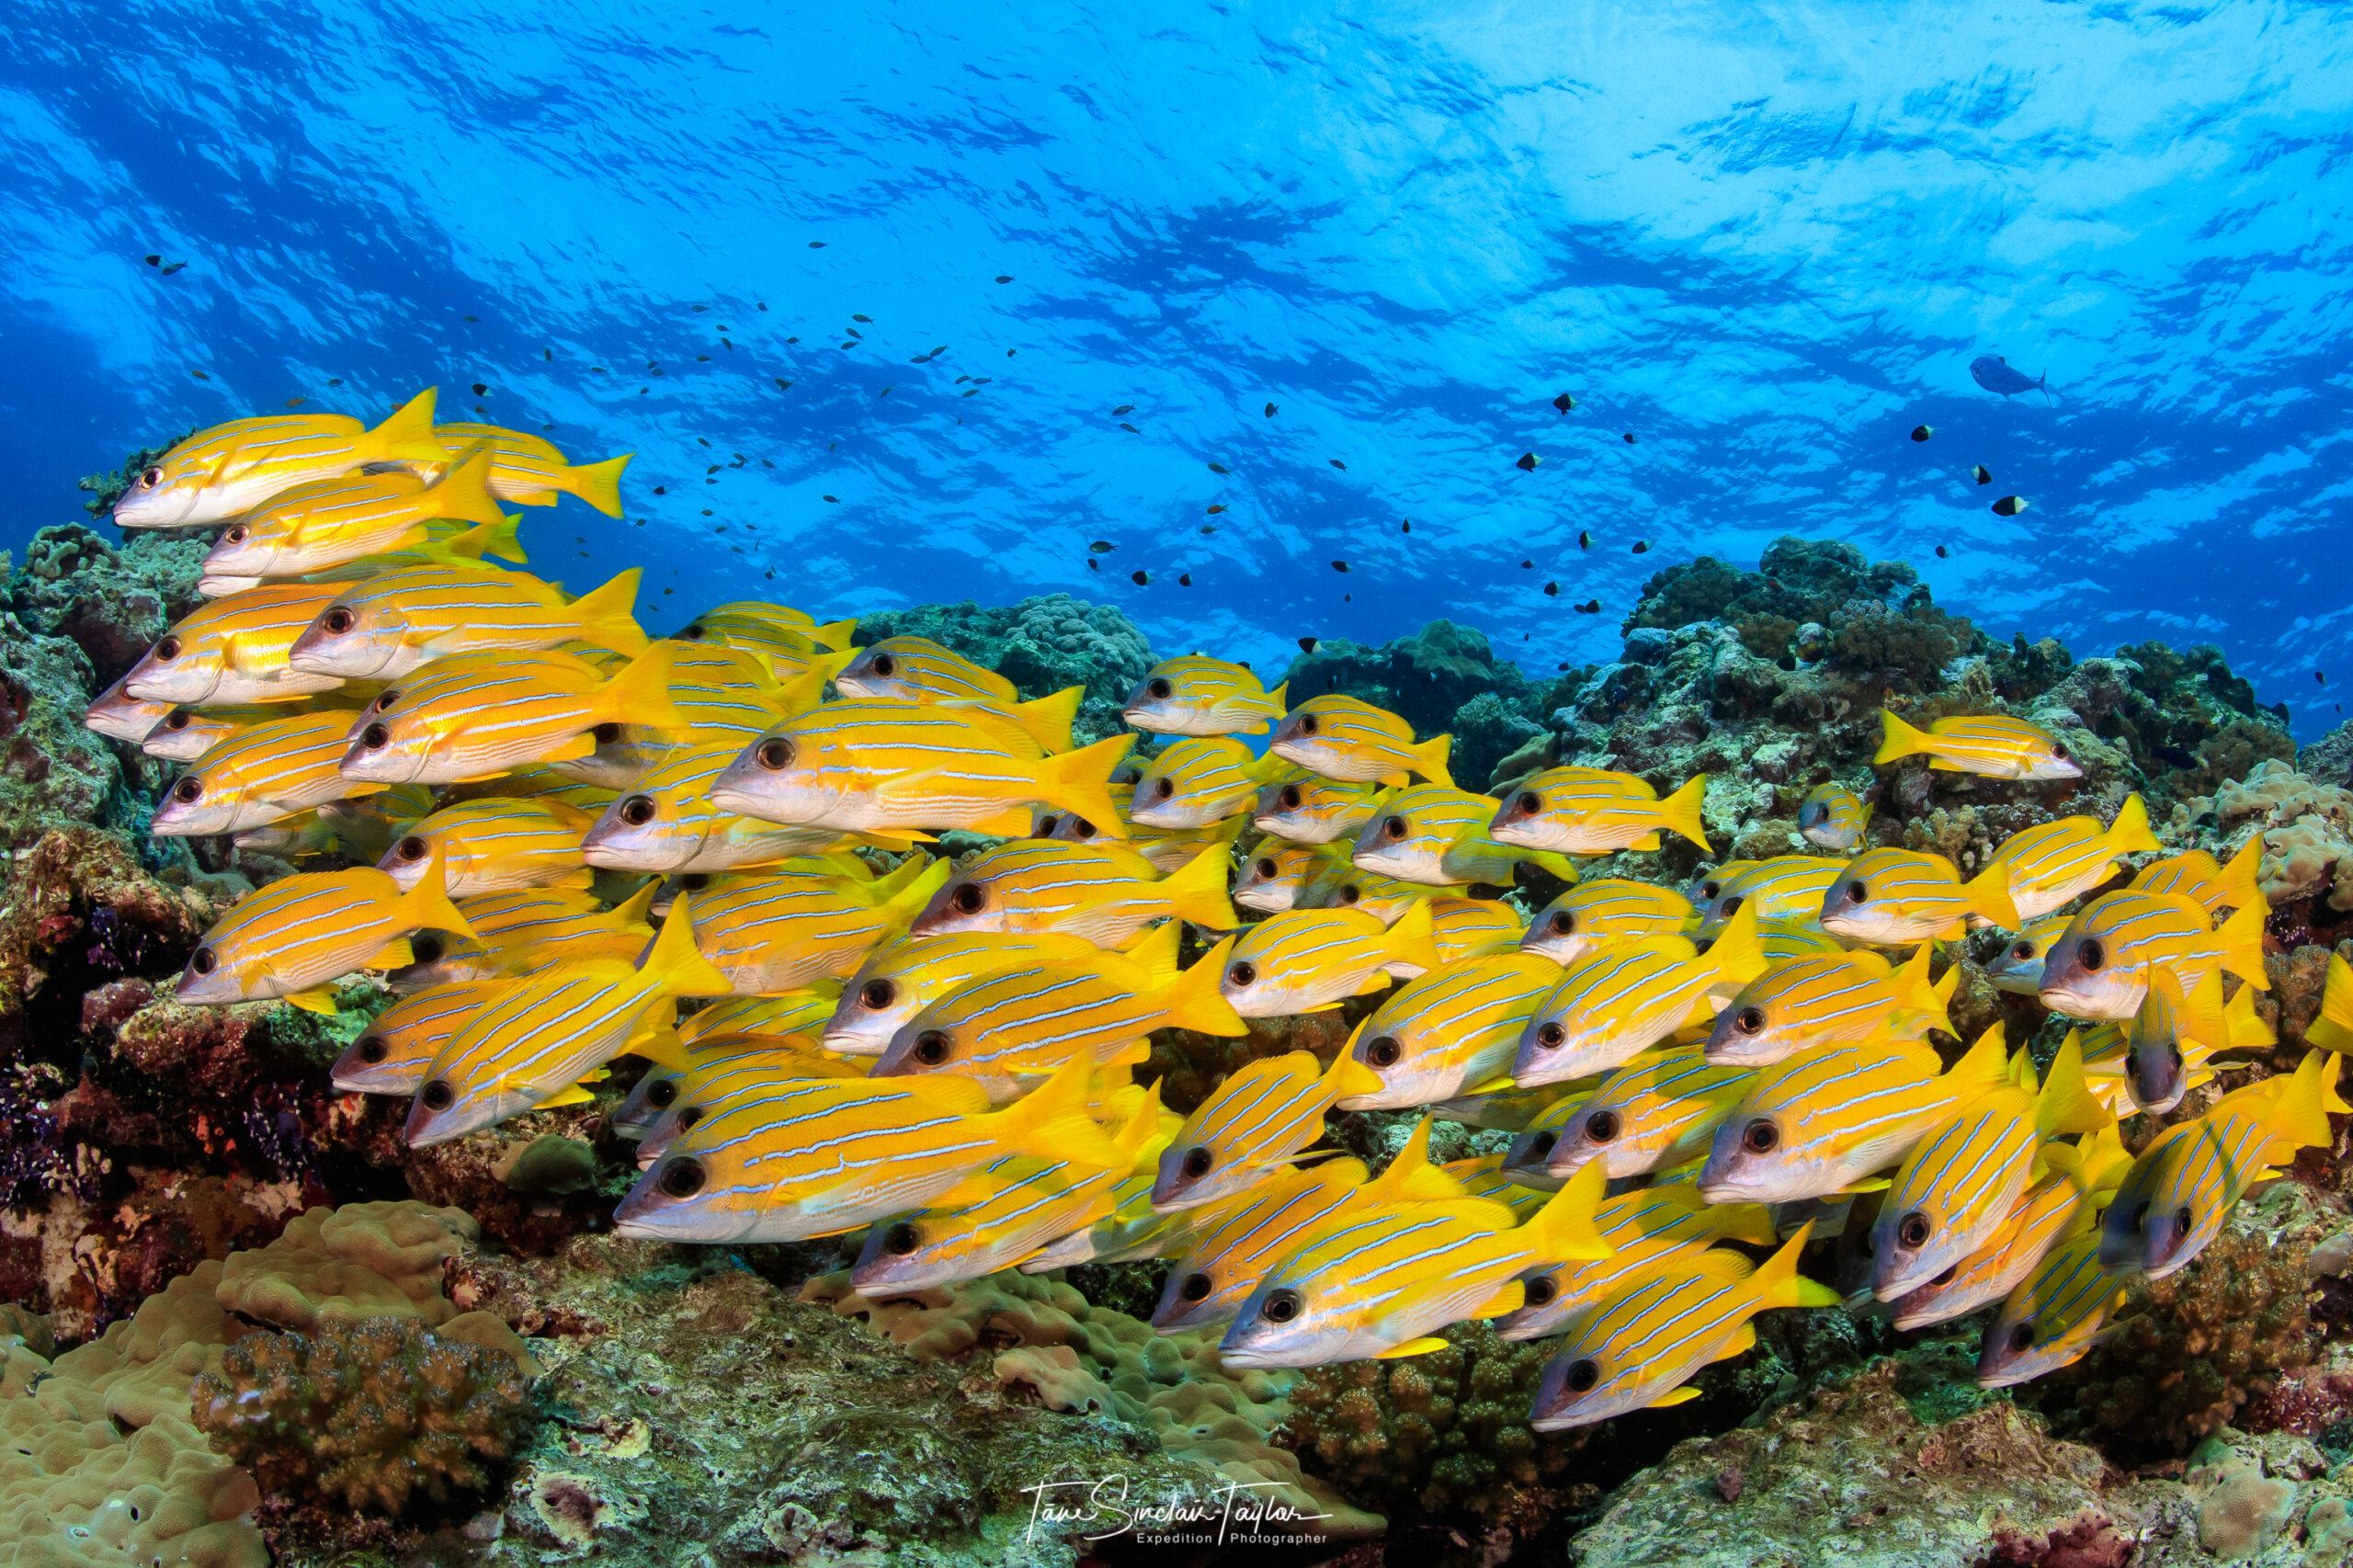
[3,2,2347,735]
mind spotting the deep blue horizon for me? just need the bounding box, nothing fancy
[3,1,2347,735]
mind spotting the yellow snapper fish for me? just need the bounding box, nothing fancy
[230,811,342,858]
[140,696,373,764]
[834,635,1014,705]
[197,443,514,580]
[1513,903,1768,1086]
[123,584,351,707]
[150,709,384,835]
[404,898,733,1145]
[1702,945,1950,1068]
[289,563,648,679]
[1983,794,2159,922]
[1294,859,1436,926]
[419,422,631,514]
[2036,889,2268,1021]
[679,988,845,1046]
[1436,1077,1586,1136]
[1874,710,2083,780]
[1129,736,1288,830]
[674,601,858,662]
[1757,915,1849,960]
[336,646,685,786]
[549,645,837,790]
[1352,785,1582,888]
[1216,901,1440,1017]
[1697,1029,2014,1206]
[2098,1050,2336,1278]
[1796,783,1870,851]
[613,1053,1122,1244]
[2112,968,2274,1114]
[1889,1126,2130,1332]
[1529,1228,1837,1427]
[1150,1119,1468,1333]
[1695,856,1849,937]
[825,928,1173,1058]
[1020,1174,1193,1273]
[708,699,1131,840]
[1495,1180,1780,1341]
[1122,656,1288,736]
[683,858,950,995]
[1125,815,1249,876]
[2129,839,2266,917]
[111,388,444,528]
[1867,1030,2109,1300]
[1340,952,1569,1109]
[1267,695,1452,788]
[2312,951,2353,1053]
[629,1039,880,1165]
[1217,1165,1611,1368]
[1975,1232,2131,1388]
[1498,1087,1603,1189]
[907,839,1235,948]
[1150,1050,1386,1210]
[378,797,598,897]
[1233,841,1351,915]
[1540,1047,1751,1182]
[329,980,510,1095]
[1520,881,1699,964]
[579,742,862,875]
[1487,768,1710,856]
[1986,913,2076,994]
[1818,846,2021,945]
[1430,898,1527,963]
[390,884,653,990]
[870,940,1245,1100]
[84,673,176,744]
[176,846,471,1013]
[1250,775,1385,845]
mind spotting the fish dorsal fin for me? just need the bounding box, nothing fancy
[2033,1031,2109,1138]
[1943,1023,2011,1096]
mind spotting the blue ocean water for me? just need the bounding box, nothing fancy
[3,3,2347,735]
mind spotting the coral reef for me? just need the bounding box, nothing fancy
[853,593,1154,744]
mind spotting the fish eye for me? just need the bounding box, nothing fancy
[1584,1109,1621,1143]
[1897,1211,1933,1249]
[2077,937,2105,971]
[1719,894,1745,916]
[619,795,656,826]
[1734,1006,1766,1035]
[1253,858,1278,880]
[677,623,706,641]
[1178,1272,1212,1302]
[1381,814,1407,840]
[1278,786,1302,810]
[171,778,202,803]
[2174,1205,2193,1238]
[1525,1275,1557,1307]
[1930,1265,1957,1287]
[1065,816,1095,838]
[360,722,390,750]
[913,1029,951,1065]
[1365,1035,1402,1068]
[1741,1119,1779,1154]
[1261,1289,1303,1324]
[1517,791,1541,815]
[1843,881,1867,904]
[1336,884,1361,904]
[1548,911,1574,935]
[188,946,217,975]
[356,1036,387,1064]
[153,636,181,662]
[1536,1021,1566,1049]
[1698,881,1722,901]
[421,1079,455,1111]
[883,1221,919,1255]
[372,688,401,714]
[2012,941,2035,960]
[1035,814,1060,835]
[2131,1200,2151,1230]
[1563,1358,1600,1394]
[2008,1320,2035,1352]
[950,882,985,915]
[223,524,247,543]
[1529,1131,1558,1160]
[1154,777,1175,799]
[320,606,356,635]
[648,1079,677,1108]
[1227,960,1257,988]
[2052,743,2070,759]
[870,653,896,677]
[682,874,710,891]
[396,835,429,861]
[410,934,444,965]
[658,1158,706,1199]
[2167,1045,2184,1071]
[859,978,896,1009]
[1147,676,1172,699]
[164,711,191,732]
[140,466,162,486]
[592,722,622,744]
[1181,1146,1213,1179]
[756,736,795,771]
[677,1106,704,1131]
[1297,715,1319,736]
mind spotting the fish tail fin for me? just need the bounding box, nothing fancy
[1011,687,1082,755]
[2310,952,2353,1053]
[1873,709,1931,766]
[1751,1224,1840,1310]
[1110,1077,1164,1168]
[367,387,444,463]
[1519,1161,1611,1262]
[1656,774,1710,850]
[1706,898,1768,986]
[1123,918,1183,987]
[1321,1048,1389,1111]
[396,843,475,940]
[437,510,527,567]
[1893,943,1953,1035]
[2217,834,2267,913]
[2106,792,2159,857]
[812,618,858,653]
[2223,976,2278,1051]
[561,453,631,517]
[1154,937,1249,1036]
[1267,681,1289,716]
[2034,1030,2109,1138]
[1961,863,2021,931]
[1363,1115,1472,1202]
[1032,733,1136,840]
[597,644,688,733]
[641,893,732,998]
[1160,845,1237,931]
[570,569,649,656]
[2177,969,2228,1050]
[2268,1051,2335,1153]
[1384,897,1442,973]
[1414,733,1454,789]
[2215,899,2269,988]
[988,1056,1122,1169]
[1946,1022,2012,1096]
[428,441,513,529]
[1526,850,1582,883]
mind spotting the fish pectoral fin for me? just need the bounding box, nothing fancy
[1465,1075,1518,1096]
[536,1083,597,1108]
[1372,1336,1452,1360]
[1646,1384,1704,1408]
[1471,1280,1524,1319]
[1927,757,1964,772]
[1108,1040,1153,1066]
[278,987,340,1017]
[1378,771,1412,790]
[538,733,598,763]
[1838,1176,1893,1195]
[1708,1323,1757,1363]
[369,938,415,969]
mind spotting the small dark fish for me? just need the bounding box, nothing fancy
[544,349,552,361]
[1544,582,1559,596]
[995,274,1013,282]
[775,378,793,390]
[1578,530,1591,549]
[1087,559,1099,572]
[471,381,489,395]
[1299,637,1319,653]
[1910,425,1933,442]
[1090,541,1117,553]
[1517,452,1540,472]
[810,240,827,248]
[692,305,708,312]
[1631,540,1650,554]
[1992,495,2030,517]
[1330,459,1347,470]
[2317,672,2327,686]
[852,313,871,323]
[1971,465,1993,484]
[328,378,343,386]
[1520,560,1534,569]
[1113,403,1134,415]
[1935,545,1949,559]
[1206,504,1226,514]
[1553,393,1576,415]
[1400,520,1411,534]
[284,397,304,407]
[1200,526,1217,535]
[654,485,667,494]
[1179,574,1194,587]
[1209,462,1230,474]
[1622,432,1638,444]
[1970,355,2053,403]
[191,369,210,380]
[144,254,160,266]
[1131,570,1149,585]
[1120,423,1140,432]
[823,494,840,503]
[1576,599,1601,613]
[1265,403,1279,417]
[161,262,186,275]
[1331,561,1349,574]
[463,314,479,322]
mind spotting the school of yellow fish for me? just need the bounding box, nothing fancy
[96,388,2352,1432]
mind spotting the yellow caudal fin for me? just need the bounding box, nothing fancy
[560,453,631,517]
[1656,773,1710,850]
[2214,899,2269,988]
[2106,792,2159,857]
[1527,850,1583,883]
[1266,680,1289,718]
[1706,898,1768,987]
[1153,937,1249,1036]
[368,387,444,463]
[988,1055,1122,1168]
[1892,943,1949,1030]
[2033,1031,2109,1138]
[811,618,858,653]
[1750,1223,1841,1310]
[280,985,341,1016]
[1160,844,1238,931]
[1945,1022,2013,1096]
[608,877,661,929]
[1519,1162,1611,1262]
[423,441,510,529]
[1321,1049,1388,1109]
[639,894,733,998]
[1961,862,2021,931]
[2268,1051,2335,1153]
[1031,733,1137,839]
[2177,969,2228,1050]
[1384,897,1442,972]
[1122,918,1183,988]
[2222,979,2276,1051]
[2217,834,2267,913]
[2309,953,2353,1053]
[596,644,688,734]
[569,569,648,656]
[1110,1078,1165,1168]
[1873,709,1931,766]
[395,842,476,939]
[1413,733,1454,789]
[436,511,528,566]
[1009,687,1082,755]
